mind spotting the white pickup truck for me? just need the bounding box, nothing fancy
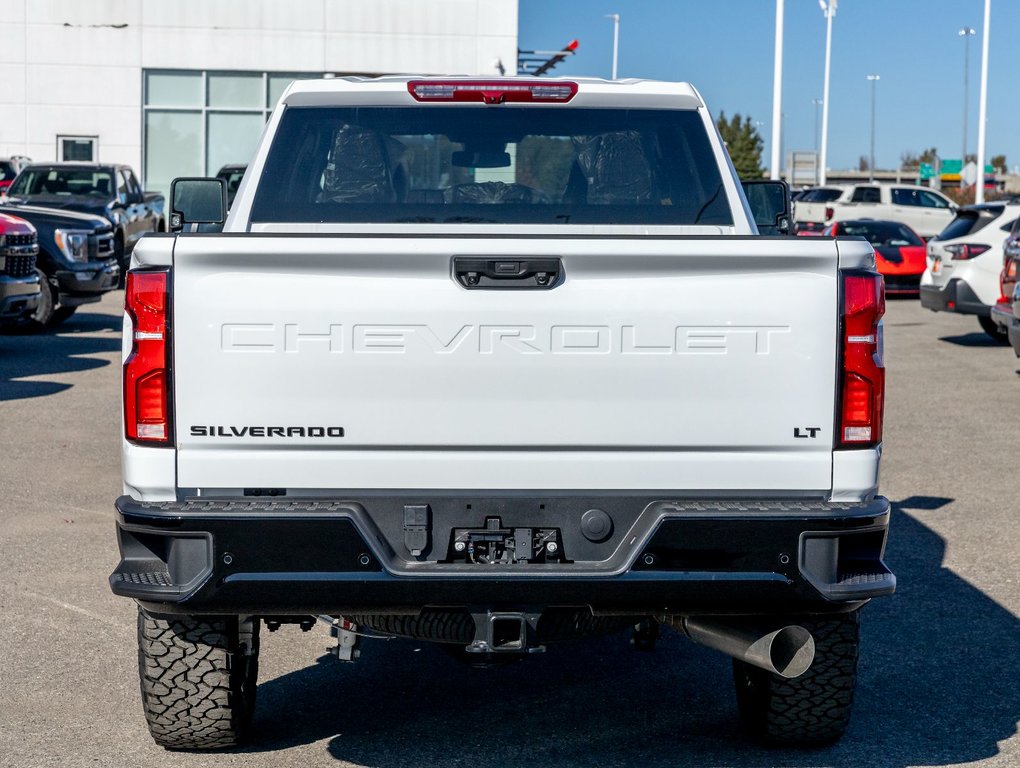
[795,182,956,238]
[111,76,894,751]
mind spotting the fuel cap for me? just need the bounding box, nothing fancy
[580,509,613,543]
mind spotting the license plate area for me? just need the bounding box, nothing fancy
[445,516,564,564]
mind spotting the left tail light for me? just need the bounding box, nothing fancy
[124,269,172,445]
[838,271,885,448]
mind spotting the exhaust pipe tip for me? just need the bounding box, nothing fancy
[677,617,816,679]
[752,625,815,679]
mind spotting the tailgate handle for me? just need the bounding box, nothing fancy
[453,257,562,289]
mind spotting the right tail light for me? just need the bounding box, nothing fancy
[945,243,991,260]
[838,271,885,448]
[124,269,172,445]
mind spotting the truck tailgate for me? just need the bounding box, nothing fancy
[171,236,839,491]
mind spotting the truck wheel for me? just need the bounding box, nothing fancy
[137,608,259,750]
[50,306,77,326]
[978,315,1010,344]
[732,610,860,746]
[15,269,56,332]
[115,236,127,288]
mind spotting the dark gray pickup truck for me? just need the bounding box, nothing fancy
[6,163,165,278]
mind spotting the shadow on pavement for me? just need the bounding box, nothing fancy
[0,311,121,402]
[939,333,1006,348]
[239,495,1019,767]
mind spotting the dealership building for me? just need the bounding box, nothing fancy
[0,0,518,194]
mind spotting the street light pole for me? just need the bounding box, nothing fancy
[959,27,975,164]
[819,0,837,185]
[975,0,991,204]
[770,0,785,180]
[867,74,880,182]
[812,98,823,184]
[605,14,620,80]
[812,98,823,152]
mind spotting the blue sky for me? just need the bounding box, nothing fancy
[519,0,1017,173]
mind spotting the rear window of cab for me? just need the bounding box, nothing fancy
[251,107,733,226]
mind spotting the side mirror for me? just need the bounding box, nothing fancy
[741,179,793,236]
[169,177,227,232]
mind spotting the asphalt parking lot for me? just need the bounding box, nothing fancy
[1,291,1018,768]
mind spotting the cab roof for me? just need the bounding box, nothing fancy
[279,75,705,110]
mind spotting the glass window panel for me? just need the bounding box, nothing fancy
[206,112,265,176]
[268,74,316,107]
[208,73,263,109]
[145,110,202,198]
[146,71,202,107]
[251,107,734,226]
[60,137,95,162]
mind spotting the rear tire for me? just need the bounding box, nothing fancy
[732,611,860,746]
[10,269,55,332]
[115,235,127,288]
[978,315,1010,344]
[137,608,259,750]
[50,306,77,326]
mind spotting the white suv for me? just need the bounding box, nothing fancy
[920,202,1020,341]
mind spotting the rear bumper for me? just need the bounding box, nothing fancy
[110,494,895,616]
[882,273,922,295]
[989,301,1013,332]
[920,278,989,316]
[1008,307,1020,356]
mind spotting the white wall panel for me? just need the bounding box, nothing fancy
[327,0,478,36]
[4,1,25,24]
[27,23,141,67]
[139,28,328,72]
[29,65,140,108]
[0,64,27,104]
[0,23,27,64]
[478,0,518,32]
[26,0,141,25]
[140,0,328,32]
[30,104,138,148]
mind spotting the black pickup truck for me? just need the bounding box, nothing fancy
[0,203,118,329]
[5,163,165,278]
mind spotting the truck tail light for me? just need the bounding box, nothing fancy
[407,80,578,104]
[824,206,835,221]
[124,269,172,445]
[945,243,990,260]
[838,272,885,448]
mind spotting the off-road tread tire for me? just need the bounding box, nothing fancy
[137,609,259,750]
[733,611,860,747]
